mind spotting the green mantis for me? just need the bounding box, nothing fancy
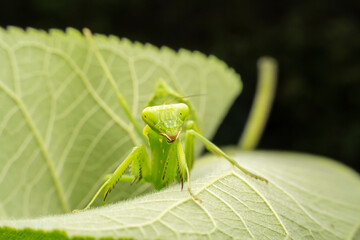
[75,29,271,212]
[76,80,268,211]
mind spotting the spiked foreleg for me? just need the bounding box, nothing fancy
[74,145,150,212]
[104,145,150,201]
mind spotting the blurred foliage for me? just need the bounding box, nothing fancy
[0,0,359,172]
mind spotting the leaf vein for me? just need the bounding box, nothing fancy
[205,188,255,239]
[233,171,290,237]
[0,82,69,212]
[268,174,344,239]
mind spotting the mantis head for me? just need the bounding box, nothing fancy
[142,103,190,143]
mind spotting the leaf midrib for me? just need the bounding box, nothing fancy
[0,82,70,212]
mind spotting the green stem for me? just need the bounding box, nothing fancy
[239,57,278,150]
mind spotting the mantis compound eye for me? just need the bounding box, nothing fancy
[176,103,189,121]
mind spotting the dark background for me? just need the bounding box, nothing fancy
[1,0,359,172]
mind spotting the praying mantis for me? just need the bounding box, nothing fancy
[76,81,268,211]
[75,29,271,212]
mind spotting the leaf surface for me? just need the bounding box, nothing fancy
[0,27,240,218]
[1,151,360,240]
[1,28,359,240]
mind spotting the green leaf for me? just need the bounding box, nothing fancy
[1,27,359,240]
[1,151,360,240]
[0,27,240,218]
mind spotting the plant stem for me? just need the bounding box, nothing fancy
[239,57,278,150]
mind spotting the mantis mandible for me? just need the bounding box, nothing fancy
[76,81,268,212]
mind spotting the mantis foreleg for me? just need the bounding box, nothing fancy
[74,145,150,212]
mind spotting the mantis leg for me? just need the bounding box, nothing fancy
[176,141,200,201]
[185,122,268,183]
[104,174,147,183]
[74,145,150,212]
[184,121,202,171]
